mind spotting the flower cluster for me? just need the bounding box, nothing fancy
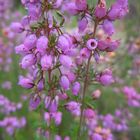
[0,39,13,72]
[0,116,26,136]
[86,109,132,140]
[123,86,140,107]
[13,0,128,139]
[0,94,22,114]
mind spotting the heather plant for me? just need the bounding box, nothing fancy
[11,0,130,139]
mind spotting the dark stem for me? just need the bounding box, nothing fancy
[77,20,98,140]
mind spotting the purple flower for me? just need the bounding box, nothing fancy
[57,34,72,52]
[52,112,62,125]
[108,1,128,20]
[94,1,107,19]
[102,20,115,36]
[60,75,70,90]
[53,0,63,9]
[91,133,103,140]
[37,78,44,91]
[29,94,41,110]
[80,48,90,58]
[44,112,51,126]
[59,55,73,68]
[45,96,51,109]
[66,101,81,116]
[72,82,81,96]
[87,39,98,51]
[36,36,48,55]
[27,3,42,20]
[78,17,88,32]
[98,69,114,86]
[24,34,37,50]
[55,135,62,140]
[49,98,58,113]
[41,55,53,70]
[75,0,87,11]
[84,108,95,119]
[18,75,34,89]
[10,22,24,33]
[63,2,79,15]
[21,54,36,69]
[15,44,29,55]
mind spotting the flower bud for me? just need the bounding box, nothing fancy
[29,95,41,110]
[53,112,62,126]
[18,75,34,89]
[57,35,71,52]
[10,22,24,33]
[72,82,81,96]
[92,90,101,99]
[15,44,29,55]
[102,20,115,36]
[94,0,107,19]
[36,36,48,55]
[78,17,88,32]
[59,55,73,68]
[75,0,87,11]
[98,69,114,86]
[44,112,51,126]
[84,108,95,119]
[24,34,37,50]
[44,96,51,109]
[37,79,44,91]
[41,55,53,70]
[21,54,36,69]
[80,48,90,58]
[60,76,70,90]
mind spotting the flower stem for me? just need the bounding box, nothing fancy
[77,20,98,140]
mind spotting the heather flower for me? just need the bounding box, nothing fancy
[84,108,95,119]
[87,39,98,51]
[97,69,114,86]
[63,2,79,15]
[15,44,29,55]
[75,0,87,11]
[10,22,24,33]
[49,98,58,112]
[21,54,36,69]
[44,96,51,109]
[102,20,115,36]
[36,36,48,55]
[60,75,70,90]
[27,3,42,20]
[37,78,44,91]
[80,48,90,58]
[94,0,107,19]
[44,112,51,126]
[98,37,120,52]
[92,90,101,99]
[53,0,63,9]
[66,101,81,116]
[18,75,34,89]
[41,55,53,70]
[24,34,37,50]
[59,55,73,68]
[57,34,72,52]
[29,95,41,110]
[72,82,81,96]
[52,112,62,125]
[55,135,62,140]
[78,17,88,32]
[91,133,103,140]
